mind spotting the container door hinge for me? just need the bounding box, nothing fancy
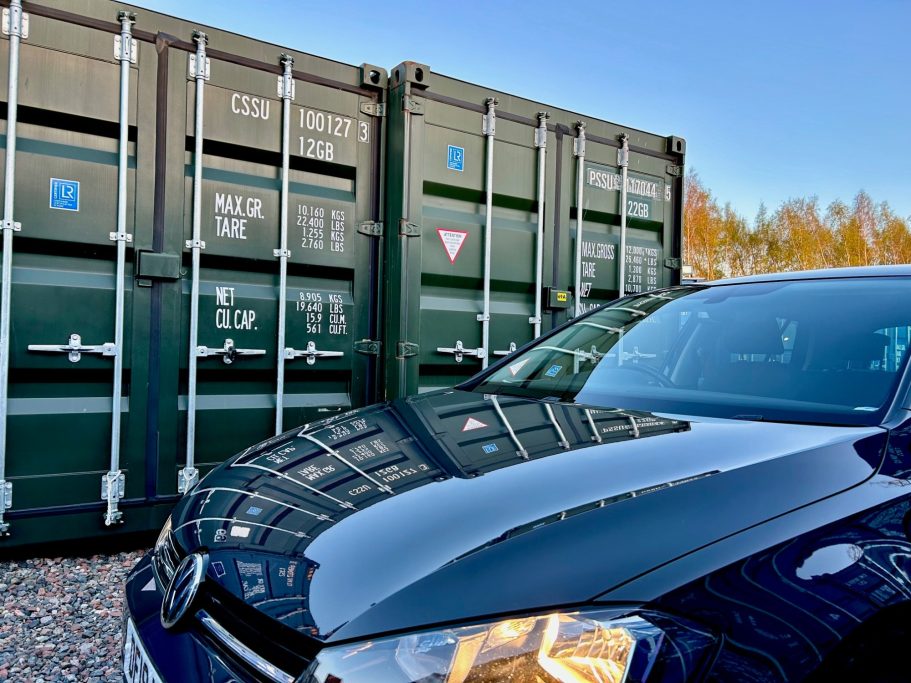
[101,471,125,526]
[402,95,424,115]
[396,341,419,358]
[2,5,29,39]
[399,219,421,236]
[666,164,683,177]
[357,221,383,237]
[188,53,210,80]
[360,101,386,117]
[353,339,382,356]
[114,35,138,64]
[664,257,682,270]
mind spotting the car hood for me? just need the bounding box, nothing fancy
[168,389,887,643]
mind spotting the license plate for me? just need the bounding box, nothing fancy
[122,618,163,683]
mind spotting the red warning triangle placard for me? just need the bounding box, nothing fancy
[461,417,488,432]
[437,228,469,264]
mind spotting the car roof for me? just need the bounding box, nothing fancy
[705,264,911,286]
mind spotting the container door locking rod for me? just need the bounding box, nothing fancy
[274,54,294,435]
[618,133,630,297]
[181,30,211,495]
[531,112,548,338]
[572,121,586,318]
[99,10,137,526]
[0,0,26,536]
[478,97,497,369]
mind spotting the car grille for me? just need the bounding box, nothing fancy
[195,583,317,682]
[152,530,183,588]
[153,534,317,681]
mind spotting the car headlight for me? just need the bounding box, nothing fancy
[303,609,714,683]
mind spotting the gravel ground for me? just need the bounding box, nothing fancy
[0,549,146,682]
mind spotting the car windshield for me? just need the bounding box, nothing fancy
[469,277,911,426]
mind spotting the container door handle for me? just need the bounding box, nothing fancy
[493,342,517,357]
[437,340,485,363]
[196,338,266,365]
[285,340,344,365]
[28,333,117,363]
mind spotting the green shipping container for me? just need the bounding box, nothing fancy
[0,0,683,549]
[383,63,684,397]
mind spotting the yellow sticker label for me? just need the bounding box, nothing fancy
[556,292,568,302]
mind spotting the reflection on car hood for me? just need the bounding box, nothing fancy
[168,390,886,642]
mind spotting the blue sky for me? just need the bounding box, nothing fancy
[132,0,911,222]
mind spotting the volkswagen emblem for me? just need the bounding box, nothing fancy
[161,552,207,629]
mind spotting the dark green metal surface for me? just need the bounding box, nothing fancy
[0,2,682,549]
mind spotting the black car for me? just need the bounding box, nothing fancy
[124,267,911,682]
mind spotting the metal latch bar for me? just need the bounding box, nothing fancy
[493,342,517,357]
[437,340,485,364]
[285,341,344,366]
[197,339,266,365]
[28,333,117,363]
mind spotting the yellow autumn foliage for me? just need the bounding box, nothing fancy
[683,170,911,279]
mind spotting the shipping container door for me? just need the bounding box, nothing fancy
[383,64,552,397]
[0,9,156,535]
[165,36,385,490]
